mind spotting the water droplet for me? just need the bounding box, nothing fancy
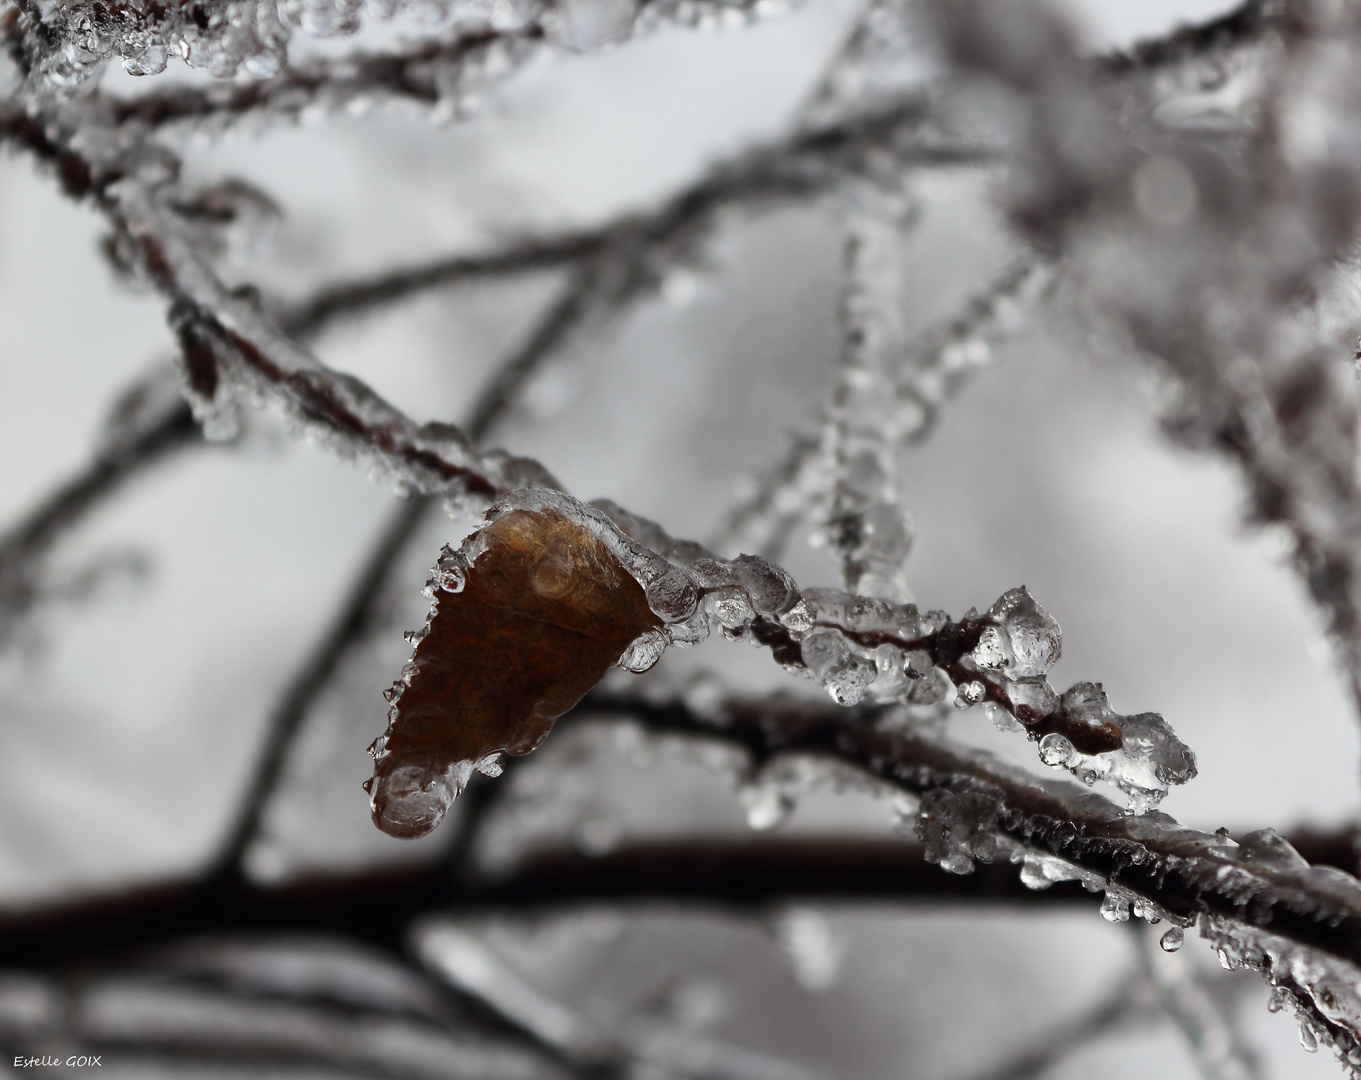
[742,783,795,831]
[1038,732,1074,767]
[780,599,815,633]
[645,568,698,623]
[954,680,986,708]
[1160,927,1184,952]
[1099,893,1130,922]
[709,587,755,629]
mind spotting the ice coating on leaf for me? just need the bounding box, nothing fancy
[367,504,662,838]
[915,780,1002,875]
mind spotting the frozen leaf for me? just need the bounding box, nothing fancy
[366,506,662,838]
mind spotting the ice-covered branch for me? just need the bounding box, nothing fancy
[580,690,1361,1071]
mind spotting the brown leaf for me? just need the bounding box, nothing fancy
[367,506,662,838]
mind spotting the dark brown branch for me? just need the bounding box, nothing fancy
[0,841,1114,972]
[0,826,1354,973]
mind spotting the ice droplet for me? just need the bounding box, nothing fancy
[1300,1020,1319,1052]
[1236,828,1310,871]
[916,783,1001,875]
[954,680,986,708]
[742,782,795,831]
[730,553,797,615]
[1100,893,1131,923]
[433,546,467,593]
[617,627,668,673]
[645,568,699,623]
[1038,732,1074,766]
[776,908,842,993]
[1160,927,1185,952]
[474,751,504,778]
[780,600,815,633]
[709,587,755,629]
[990,586,1061,678]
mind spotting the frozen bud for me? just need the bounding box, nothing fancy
[731,553,797,614]
[988,587,1061,678]
[645,568,699,623]
[617,627,669,673]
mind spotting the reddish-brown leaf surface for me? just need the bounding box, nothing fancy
[367,507,662,838]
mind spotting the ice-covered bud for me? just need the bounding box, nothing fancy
[730,553,799,615]
[985,587,1061,678]
[645,567,699,623]
[916,782,1002,875]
